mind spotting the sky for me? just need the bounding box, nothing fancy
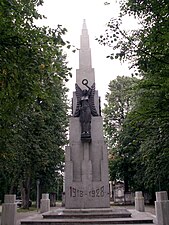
[37,0,138,106]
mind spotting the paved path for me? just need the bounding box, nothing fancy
[124,205,155,215]
[16,210,38,225]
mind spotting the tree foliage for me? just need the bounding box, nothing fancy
[101,0,169,194]
[103,76,138,148]
[99,0,169,75]
[103,76,138,191]
[0,0,72,207]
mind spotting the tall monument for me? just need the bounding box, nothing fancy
[65,19,110,209]
[21,20,153,225]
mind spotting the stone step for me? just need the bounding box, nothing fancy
[21,219,154,225]
[60,208,127,213]
[43,208,132,219]
[43,213,131,219]
[21,216,154,225]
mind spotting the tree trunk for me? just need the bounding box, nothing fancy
[21,176,31,209]
[9,176,19,194]
[124,178,129,193]
[123,159,129,193]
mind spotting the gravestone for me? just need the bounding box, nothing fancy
[65,19,110,209]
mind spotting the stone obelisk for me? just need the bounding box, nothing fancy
[65,19,110,209]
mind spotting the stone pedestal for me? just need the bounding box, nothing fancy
[135,191,145,212]
[1,194,17,225]
[40,193,50,213]
[155,191,169,225]
[65,117,110,209]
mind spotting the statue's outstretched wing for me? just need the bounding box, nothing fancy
[89,83,98,116]
[74,83,82,117]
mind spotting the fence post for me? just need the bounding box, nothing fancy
[40,193,50,213]
[1,194,17,225]
[155,191,169,225]
[135,191,145,212]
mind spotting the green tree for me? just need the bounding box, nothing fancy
[99,0,169,193]
[103,75,138,191]
[0,0,72,207]
[98,1,169,76]
[128,84,169,193]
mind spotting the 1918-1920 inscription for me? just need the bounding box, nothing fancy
[69,186,105,198]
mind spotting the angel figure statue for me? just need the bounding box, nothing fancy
[74,79,98,141]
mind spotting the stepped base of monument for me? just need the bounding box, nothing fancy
[21,208,155,225]
[43,207,131,219]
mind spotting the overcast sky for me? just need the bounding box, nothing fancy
[37,0,138,106]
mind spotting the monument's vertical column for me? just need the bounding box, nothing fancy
[76,19,95,89]
[65,19,110,209]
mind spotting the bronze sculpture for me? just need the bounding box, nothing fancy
[74,79,98,141]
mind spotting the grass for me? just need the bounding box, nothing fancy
[17,206,37,213]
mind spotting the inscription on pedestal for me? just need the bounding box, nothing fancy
[69,186,105,198]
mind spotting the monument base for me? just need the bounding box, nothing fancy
[20,207,154,225]
[43,207,132,219]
